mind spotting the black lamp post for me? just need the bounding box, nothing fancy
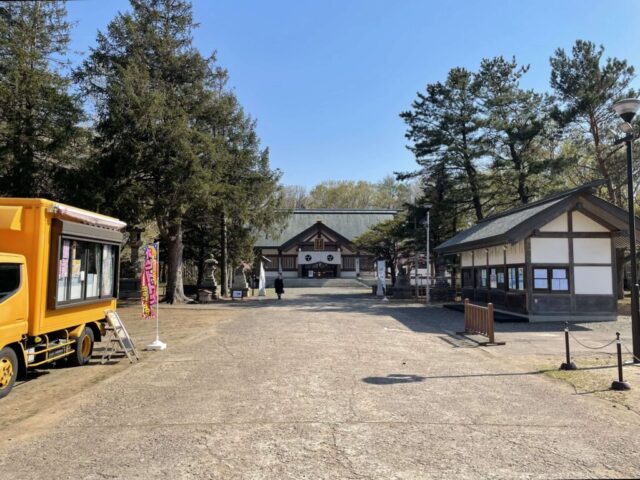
[613,98,640,363]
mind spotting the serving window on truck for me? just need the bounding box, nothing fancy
[49,220,122,309]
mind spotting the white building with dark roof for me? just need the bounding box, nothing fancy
[255,209,397,280]
[435,180,640,322]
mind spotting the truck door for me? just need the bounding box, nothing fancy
[0,262,29,346]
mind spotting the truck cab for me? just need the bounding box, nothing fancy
[0,254,28,395]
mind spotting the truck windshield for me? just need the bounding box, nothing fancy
[0,264,20,302]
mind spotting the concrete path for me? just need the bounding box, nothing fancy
[1,288,640,479]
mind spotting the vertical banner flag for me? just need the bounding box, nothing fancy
[141,243,159,319]
[258,261,266,296]
[376,260,386,297]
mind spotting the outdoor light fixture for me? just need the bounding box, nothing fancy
[613,98,640,123]
[613,98,640,364]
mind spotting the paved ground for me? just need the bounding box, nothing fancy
[1,287,640,479]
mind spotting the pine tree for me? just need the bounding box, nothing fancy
[76,0,222,303]
[477,56,565,206]
[0,1,81,198]
[184,88,283,296]
[401,67,486,221]
[550,40,635,206]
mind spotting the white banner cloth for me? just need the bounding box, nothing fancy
[258,262,266,296]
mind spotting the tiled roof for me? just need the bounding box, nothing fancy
[256,209,398,247]
[436,197,567,252]
[435,180,623,254]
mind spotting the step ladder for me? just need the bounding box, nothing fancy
[101,310,140,364]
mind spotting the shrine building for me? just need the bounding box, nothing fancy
[255,209,397,280]
[435,180,639,322]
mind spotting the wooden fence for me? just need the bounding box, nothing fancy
[463,298,495,344]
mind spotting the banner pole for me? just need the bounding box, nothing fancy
[147,241,167,351]
[156,241,160,341]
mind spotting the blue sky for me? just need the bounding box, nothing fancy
[66,0,640,188]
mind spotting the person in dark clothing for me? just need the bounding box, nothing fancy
[274,273,285,300]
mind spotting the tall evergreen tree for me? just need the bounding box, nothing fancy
[550,40,635,206]
[184,88,283,296]
[401,67,486,221]
[477,56,564,206]
[76,0,222,303]
[0,1,81,198]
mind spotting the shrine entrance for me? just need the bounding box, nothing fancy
[301,262,337,279]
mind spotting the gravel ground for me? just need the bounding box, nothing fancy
[1,287,640,479]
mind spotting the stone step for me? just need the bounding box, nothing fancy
[269,278,371,288]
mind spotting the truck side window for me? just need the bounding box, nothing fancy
[57,239,71,302]
[0,264,20,302]
[69,241,87,301]
[101,245,115,297]
[54,237,118,307]
[86,244,101,298]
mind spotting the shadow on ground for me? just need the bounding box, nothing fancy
[362,374,426,385]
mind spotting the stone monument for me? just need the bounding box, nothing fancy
[392,265,413,299]
[198,257,218,302]
[231,265,249,298]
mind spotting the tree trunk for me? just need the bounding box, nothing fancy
[128,228,144,277]
[390,260,397,286]
[220,211,228,297]
[509,143,528,204]
[461,130,483,220]
[162,219,189,304]
[196,247,205,290]
[589,112,618,205]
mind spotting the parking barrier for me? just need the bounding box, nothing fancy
[559,325,633,391]
[560,322,577,371]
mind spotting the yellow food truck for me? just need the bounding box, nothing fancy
[0,198,125,398]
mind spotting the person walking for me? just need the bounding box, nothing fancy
[274,273,285,300]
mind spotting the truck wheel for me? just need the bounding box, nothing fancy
[0,347,18,399]
[69,327,95,366]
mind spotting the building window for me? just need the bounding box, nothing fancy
[476,268,487,288]
[533,267,569,292]
[462,268,474,288]
[281,256,297,270]
[518,267,525,290]
[314,237,325,250]
[551,268,569,291]
[533,268,548,290]
[342,256,356,271]
[489,267,505,289]
[508,266,525,291]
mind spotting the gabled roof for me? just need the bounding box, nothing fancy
[435,180,639,254]
[256,209,398,248]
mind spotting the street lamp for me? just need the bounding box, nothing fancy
[422,204,433,305]
[613,98,640,363]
